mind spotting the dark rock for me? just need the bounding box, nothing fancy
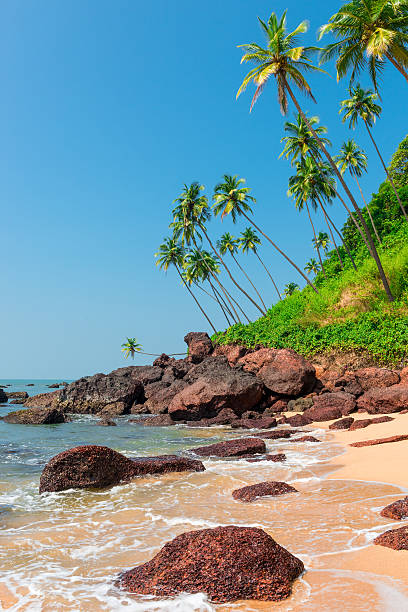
[3,407,66,425]
[117,525,304,603]
[257,349,316,396]
[186,408,239,428]
[264,399,288,414]
[374,526,408,550]
[241,410,263,419]
[169,357,263,421]
[304,392,356,422]
[24,391,61,408]
[232,481,298,502]
[9,399,26,404]
[349,419,372,431]
[190,437,266,458]
[329,417,354,430]
[96,418,117,426]
[355,367,400,391]
[237,348,278,373]
[184,332,213,363]
[141,414,177,427]
[39,445,205,493]
[380,497,408,520]
[246,453,286,463]
[333,373,363,397]
[287,397,313,412]
[48,383,62,389]
[26,384,35,386]
[6,391,29,399]
[130,403,150,415]
[212,344,248,366]
[283,414,313,427]
[258,430,298,440]
[350,435,408,447]
[144,380,169,399]
[231,417,277,430]
[289,436,320,443]
[357,386,408,414]
[145,379,188,415]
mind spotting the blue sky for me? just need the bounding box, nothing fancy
[0,0,406,378]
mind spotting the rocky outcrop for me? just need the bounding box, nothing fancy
[190,437,266,458]
[350,434,408,447]
[2,407,66,425]
[96,418,117,426]
[39,445,205,493]
[0,389,7,403]
[329,417,354,430]
[255,349,316,396]
[303,391,356,422]
[24,391,61,408]
[374,526,408,550]
[380,497,408,520]
[357,386,408,414]
[246,453,286,463]
[6,391,29,399]
[140,414,177,426]
[184,332,213,363]
[355,367,400,391]
[282,413,313,427]
[144,380,187,415]
[231,417,277,430]
[258,429,299,440]
[168,357,263,421]
[289,435,320,443]
[212,344,248,365]
[349,416,394,431]
[117,525,304,603]
[232,481,298,502]
[9,399,26,404]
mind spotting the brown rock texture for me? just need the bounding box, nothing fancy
[380,497,408,520]
[257,349,316,396]
[184,332,213,363]
[246,453,286,463]
[289,436,320,443]
[357,386,408,414]
[39,445,204,493]
[329,417,354,430]
[140,414,177,426]
[6,391,29,399]
[24,391,61,408]
[212,344,248,365]
[374,526,408,550]
[304,392,356,422]
[190,437,266,458]
[237,348,277,373]
[3,407,66,425]
[349,419,372,431]
[145,380,188,415]
[258,430,299,440]
[117,525,304,602]
[283,414,313,427]
[350,435,408,447]
[355,367,400,391]
[231,417,277,430]
[232,481,298,502]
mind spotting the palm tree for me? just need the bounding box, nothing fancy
[217,232,267,314]
[304,258,320,276]
[319,0,408,88]
[212,173,319,293]
[171,182,264,317]
[281,113,358,269]
[340,85,408,223]
[239,227,281,301]
[237,9,394,301]
[335,139,381,243]
[121,338,142,360]
[283,282,299,297]
[313,231,331,254]
[155,237,217,333]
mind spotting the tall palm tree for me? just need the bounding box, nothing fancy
[283,282,299,297]
[217,232,267,314]
[319,0,408,88]
[335,139,381,243]
[212,173,319,293]
[171,182,264,317]
[281,113,358,269]
[313,231,331,254]
[239,227,281,301]
[155,237,217,333]
[237,9,394,301]
[121,338,142,360]
[340,85,408,222]
[304,258,320,276]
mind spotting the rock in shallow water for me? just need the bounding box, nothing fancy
[232,481,298,502]
[3,407,66,425]
[117,525,304,603]
[374,525,408,550]
[380,497,408,520]
[39,445,204,493]
[189,437,266,457]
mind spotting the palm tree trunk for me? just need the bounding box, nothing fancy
[385,52,408,84]
[254,251,282,301]
[283,76,394,302]
[318,200,358,270]
[230,252,267,313]
[305,201,327,278]
[175,264,217,334]
[199,224,266,315]
[208,280,233,327]
[191,278,235,326]
[316,195,344,268]
[364,121,408,223]
[222,286,252,323]
[353,173,382,244]
[239,212,319,293]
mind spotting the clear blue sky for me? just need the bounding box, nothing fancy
[0,0,406,378]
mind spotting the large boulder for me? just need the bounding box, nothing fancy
[24,390,61,408]
[303,391,356,422]
[0,389,7,403]
[190,437,266,458]
[169,357,263,421]
[231,417,277,430]
[212,344,249,366]
[232,481,298,502]
[357,386,408,414]
[6,391,29,399]
[39,445,204,493]
[257,349,316,396]
[329,417,354,430]
[117,525,304,603]
[380,497,408,520]
[184,332,213,363]
[374,526,408,550]
[237,348,277,373]
[3,407,66,425]
[145,380,188,415]
[355,367,400,391]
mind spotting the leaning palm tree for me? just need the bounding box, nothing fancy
[313,231,331,254]
[171,182,264,316]
[217,232,267,314]
[237,9,394,301]
[121,338,142,360]
[239,227,281,301]
[283,282,299,298]
[212,173,318,293]
[304,258,320,276]
[335,139,381,243]
[155,237,217,333]
[340,85,408,223]
[319,0,408,88]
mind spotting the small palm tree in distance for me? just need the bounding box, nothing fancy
[121,338,142,360]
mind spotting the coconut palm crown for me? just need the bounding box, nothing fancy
[212,175,255,221]
[239,227,262,253]
[121,338,142,360]
[335,139,368,177]
[236,11,323,114]
[170,182,210,246]
[280,113,331,164]
[319,0,408,89]
[339,84,382,128]
[217,232,240,255]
